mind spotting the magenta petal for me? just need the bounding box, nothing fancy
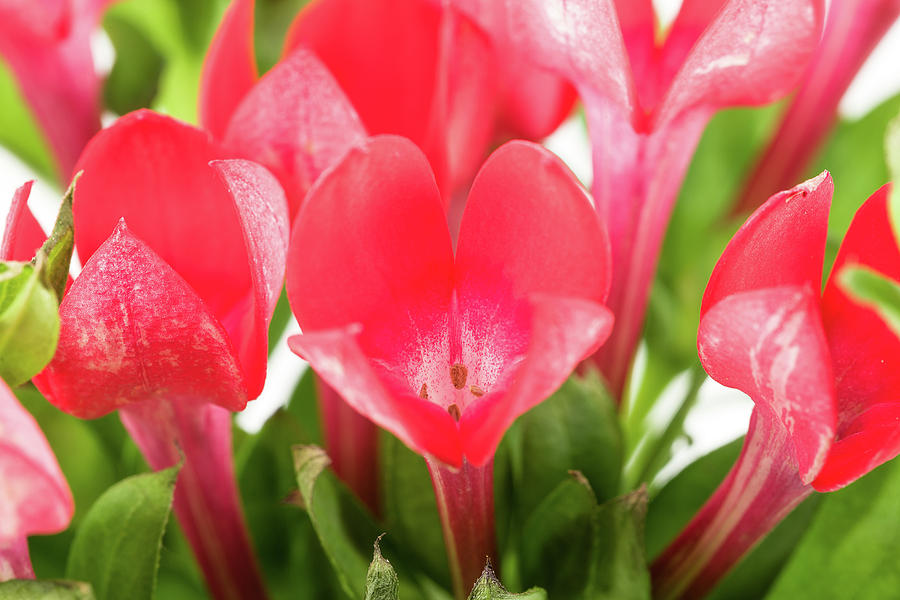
[701,171,832,316]
[1,181,44,261]
[37,221,247,418]
[699,285,836,482]
[199,0,258,139]
[613,0,658,109]
[0,378,73,539]
[288,329,463,467]
[655,0,824,127]
[460,294,613,467]
[456,140,610,304]
[223,48,366,216]
[73,110,252,325]
[210,159,289,398]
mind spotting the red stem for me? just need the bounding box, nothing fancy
[120,400,268,600]
[316,376,381,515]
[735,0,900,214]
[426,456,497,600]
[0,537,34,580]
[650,409,812,600]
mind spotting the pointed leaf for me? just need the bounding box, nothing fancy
[35,175,76,302]
[468,564,546,600]
[66,466,180,600]
[365,536,400,600]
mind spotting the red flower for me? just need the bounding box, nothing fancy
[458,0,824,394]
[1,181,44,262]
[652,173,900,599]
[33,110,288,600]
[0,378,73,581]
[0,0,116,180]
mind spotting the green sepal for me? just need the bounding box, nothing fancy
[35,175,77,302]
[467,563,547,600]
[365,535,400,600]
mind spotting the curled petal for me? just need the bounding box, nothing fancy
[701,171,832,316]
[73,110,251,327]
[456,140,610,304]
[37,221,247,418]
[211,159,289,398]
[223,47,366,216]
[0,378,73,539]
[460,294,613,466]
[1,181,43,261]
[288,328,462,466]
[655,0,824,127]
[199,0,258,139]
[698,285,836,482]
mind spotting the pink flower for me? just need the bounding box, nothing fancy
[33,109,288,600]
[1,181,44,262]
[458,0,825,394]
[652,173,900,599]
[0,378,73,581]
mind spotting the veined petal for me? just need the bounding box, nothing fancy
[199,0,258,139]
[456,140,610,304]
[72,110,252,327]
[1,181,43,261]
[655,0,824,127]
[223,47,366,216]
[0,378,72,539]
[288,328,462,467]
[698,285,836,482]
[701,171,832,316]
[287,135,454,334]
[460,294,613,466]
[36,221,248,418]
[211,159,289,398]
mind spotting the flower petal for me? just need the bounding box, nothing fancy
[288,328,462,467]
[36,221,247,418]
[72,110,252,328]
[223,47,366,216]
[655,0,824,127]
[199,0,258,139]
[0,378,73,538]
[211,159,289,398]
[456,140,610,305]
[701,171,832,316]
[1,181,44,261]
[460,294,613,466]
[613,0,657,109]
[698,285,836,482]
[286,135,454,335]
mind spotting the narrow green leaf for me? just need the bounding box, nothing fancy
[886,112,900,243]
[0,260,60,386]
[35,176,76,302]
[766,458,900,599]
[66,466,180,600]
[839,266,900,337]
[365,535,400,600]
[587,488,651,600]
[285,368,323,446]
[0,580,95,600]
[467,564,547,600]
[0,58,58,182]
[103,15,165,114]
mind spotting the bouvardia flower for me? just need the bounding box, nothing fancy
[33,109,289,600]
[286,135,613,595]
[738,0,900,212]
[457,0,824,394]
[0,378,73,581]
[0,0,115,180]
[651,173,900,599]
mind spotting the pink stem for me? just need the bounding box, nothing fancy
[120,400,268,600]
[585,98,710,397]
[316,376,381,515]
[735,0,900,214]
[650,409,812,600]
[425,456,497,600]
[0,537,34,581]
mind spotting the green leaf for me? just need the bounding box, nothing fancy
[285,368,323,446]
[0,58,58,182]
[467,564,547,600]
[103,14,165,114]
[766,458,900,599]
[886,112,900,243]
[267,287,292,355]
[36,177,76,302]
[840,266,900,337]
[365,535,400,600]
[66,466,180,600]
[0,261,60,386]
[0,580,95,600]
[254,0,313,73]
